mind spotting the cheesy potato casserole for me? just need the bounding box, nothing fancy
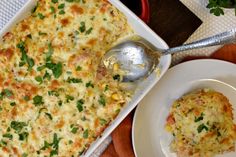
[166,89,236,157]
[0,0,134,156]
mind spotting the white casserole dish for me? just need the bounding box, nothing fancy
[0,0,171,156]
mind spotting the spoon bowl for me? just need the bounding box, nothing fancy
[101,29,236,82]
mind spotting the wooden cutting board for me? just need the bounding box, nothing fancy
[121,0,202,47]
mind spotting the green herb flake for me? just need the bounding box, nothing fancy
[59,10,65,15]
[66,0,74,2]
[24,95,30,101]
[3,89,13,98]
[76,99,84,112]
[50,6,55,13]
[98,95,106,106]
[17,41,35,71]
[86,81,94,88]
[85,27,93,35]
[19,132,29,141]
[76,65,82,71]
[3,133,13,140]
[45,113,53,120]
[53,62,63,78]
[22,153,28,157]
[83,129,89,139]
[38,13,45,20]
[33,95,44,106]
[51,0,58,3]
[99,118,107,126]
[66,95,74,103]
[10,121,27,133]
[58,100,63,106]
[31,2,39,13]
[48,90,59,97]
[67,77,82,84]
[71,127,78,134]
[10,102,16,106]
[194,113,204,122]
[35,76,43,84]
[79,22,86,33]
[43,71,52,80]
[104,85,109,92]
[58,3,65,9]
[113,74,120,81]
[197,123,209,133]
[37,65,46,71]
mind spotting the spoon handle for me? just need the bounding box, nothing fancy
[163,28,236,55]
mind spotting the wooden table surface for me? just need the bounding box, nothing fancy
[121,0,202,47]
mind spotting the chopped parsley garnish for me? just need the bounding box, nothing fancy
[86,81,94,88]
[50,6,55,13]
[31,2,38,13]
[19,132,29,141]
[71,127,78,134]
[76,99,84,112]
[45,62,63,79]
[3,133,13,140]
[43,71,52,80]
[79,22,86,33]
[38,31,47,36]
[113,74,120,81]
[37,65,46,71]
[33,95,44,106]
[40,133,62,157]
[76,65,82,71]
[59,10,65,15]
[197,123,209,133]
[194,113,204,122]
[66,95,74,103]
[99,118,107,126]
[85,27,93,35]
[51,0,58,3]
[65,0,74,2]
[48,90,59,97]
[83,129,89,139]
[98,95,106,106]
[35,76,43,84]
[17,41,35,71]
[52,63,63,78]
[38,13,45,19]
[10,102,16,106]
[22,153,28,157]
[46,43,53,62]
[3,89,13,98]
[67,77,82,83]
[58,3,65,9]
[58,100,63,106]
[24,95,30,101]
[26,34,32,39]
[45,113,53,120]
[104,85,109,92]
[10,121,27,133]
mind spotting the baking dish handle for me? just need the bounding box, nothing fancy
[140,0,150,23]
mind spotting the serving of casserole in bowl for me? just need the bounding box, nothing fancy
[0,0,171,156]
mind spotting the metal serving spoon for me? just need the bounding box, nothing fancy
[101,29,236,82]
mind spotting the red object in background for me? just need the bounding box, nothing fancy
[140,0,150,23]
[121,0,150,23]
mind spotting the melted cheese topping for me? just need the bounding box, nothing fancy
[0,0,134,156]
[166,89,236,157]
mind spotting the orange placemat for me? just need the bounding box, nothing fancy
[101,44,236,157]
